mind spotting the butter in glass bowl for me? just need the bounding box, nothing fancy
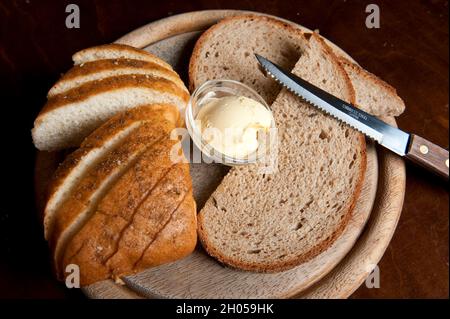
[185,79,277,166]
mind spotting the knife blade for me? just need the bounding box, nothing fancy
[255,54,449,179]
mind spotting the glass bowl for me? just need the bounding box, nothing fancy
[185,79,277,166]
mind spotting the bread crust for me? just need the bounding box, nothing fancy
[133,190,197,273]
[196,27,367,273]
[188,14,305,92]
[61,147,195,285]
[72,43,173,70]
[49,59,188,97]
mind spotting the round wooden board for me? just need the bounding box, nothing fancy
[34,10,406,299]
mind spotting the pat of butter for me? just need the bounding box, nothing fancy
[195,95,273,159]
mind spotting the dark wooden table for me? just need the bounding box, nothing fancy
[0,0,447,299]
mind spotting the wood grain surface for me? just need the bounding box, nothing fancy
[0,0,447,299]
[406,134,449,179]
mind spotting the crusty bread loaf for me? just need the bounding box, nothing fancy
[43,104,180,240]
[48,59,188,97]
[32,74,189,151]
[63,151,195,284]
[197,30,366,272]
[189,15,307,103]
[50,119,172,275]
[338,56,406,117]
[72,43,173,71]
[45,106,196,285]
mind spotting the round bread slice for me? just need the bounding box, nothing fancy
[48,58,188,97]
[72,43,173,71]
[197,32,366,272]
[32,74,189,151]
[189,14,308,103]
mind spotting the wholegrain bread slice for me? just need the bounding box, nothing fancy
[48,59,188,97]
[32,74,189,151]
[49,111,177,276]
[72,43,173,71]
[189,15,307,103]
[43,105,180,240]
[197,31,366,272]
[337,56,406,117]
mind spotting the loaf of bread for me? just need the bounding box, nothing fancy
[32,44,189,151]
[45,105,196,286]
[192,16,366,272]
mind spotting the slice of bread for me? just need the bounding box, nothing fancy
[197,31,366,272]
[189,15,307,103]
[72,43,173,71]
[43,121,138,239]
[32,74,189,151]
[48,59,188,97]
[338,56,406,117]
[43,105,180,240]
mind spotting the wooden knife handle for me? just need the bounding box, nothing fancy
[406,134,449,179]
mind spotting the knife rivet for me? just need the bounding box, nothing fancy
[419,145,429,155]
[446,159,449,168]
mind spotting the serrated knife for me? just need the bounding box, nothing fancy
[255,54,449,179]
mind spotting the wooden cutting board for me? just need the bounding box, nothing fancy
[34,10,406,299]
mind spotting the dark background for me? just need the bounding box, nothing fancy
[0,0,448,298]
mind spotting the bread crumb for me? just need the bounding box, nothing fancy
[114,277,125,285]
